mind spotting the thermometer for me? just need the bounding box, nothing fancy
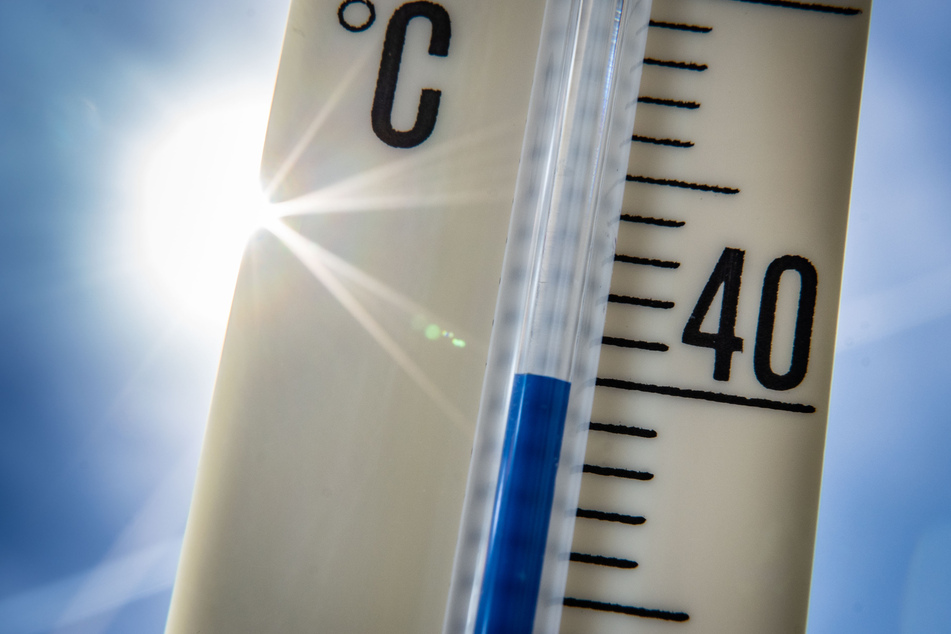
[164,0,871,633]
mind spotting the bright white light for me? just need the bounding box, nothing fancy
[139,102,273,327]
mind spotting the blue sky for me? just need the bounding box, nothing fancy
[0,1,948,633]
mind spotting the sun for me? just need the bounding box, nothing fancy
[139,100,274,329]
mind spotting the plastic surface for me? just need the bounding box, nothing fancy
[165,0,549,631]
[165,0,871,632]
[558,1,872,632]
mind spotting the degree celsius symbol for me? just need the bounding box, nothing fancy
[338,0,452,149]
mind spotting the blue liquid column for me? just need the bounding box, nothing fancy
[474,373,572,634]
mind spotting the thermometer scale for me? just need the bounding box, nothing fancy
[165,1,871,633]
[560,2,870,632]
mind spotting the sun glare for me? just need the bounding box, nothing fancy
[140,101,274,328]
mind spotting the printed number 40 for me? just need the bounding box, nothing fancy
[682,247,818,391]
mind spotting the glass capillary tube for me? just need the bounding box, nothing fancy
[443,1,652,632]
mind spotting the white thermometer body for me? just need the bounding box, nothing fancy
[165,1,870,632]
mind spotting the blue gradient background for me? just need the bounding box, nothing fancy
[0,1,948,633]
